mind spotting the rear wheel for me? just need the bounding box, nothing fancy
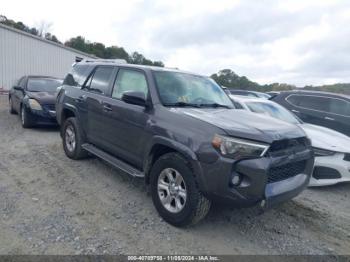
[150,153,211,227]
[62,117,88,159]
[9,97,16,114]
[20,105,33,128]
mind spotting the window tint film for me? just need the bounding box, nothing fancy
[287,95,330,112]
[112,69,148,99]
[89,66,114,95]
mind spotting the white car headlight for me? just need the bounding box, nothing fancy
[212,134,269,160]
[28,99,42,110]
[313,147,336,157]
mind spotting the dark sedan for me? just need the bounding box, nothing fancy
[9,75,63,128]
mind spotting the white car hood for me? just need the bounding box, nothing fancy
[300,123,350,153]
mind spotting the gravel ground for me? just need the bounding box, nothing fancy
[0,95,349,255]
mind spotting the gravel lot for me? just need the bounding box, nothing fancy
[0,95,349,255]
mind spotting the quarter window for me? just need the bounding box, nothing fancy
[112,69,148,99]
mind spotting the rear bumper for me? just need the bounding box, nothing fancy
[196,148,314,208]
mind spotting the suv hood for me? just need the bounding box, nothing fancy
[27,91,56,104]
[301,123,350,153]
[173,108,306,143]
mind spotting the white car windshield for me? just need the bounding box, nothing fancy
[246,101,302,125]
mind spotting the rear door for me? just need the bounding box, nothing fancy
[83,66,116,149]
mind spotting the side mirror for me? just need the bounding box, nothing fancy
[121,91,147,107]
[14,86,23,91]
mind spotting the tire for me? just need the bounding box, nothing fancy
[9,97,16,114]
[150,153,211,227]
[62,117,88,160]
[20,105,33,128]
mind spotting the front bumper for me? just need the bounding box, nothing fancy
[309,153,350,187]
[28,106,57,125]
[197,148,314,208]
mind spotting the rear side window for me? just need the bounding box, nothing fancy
[112,69,148,99]
[286,95,330,112]
[63,64,91,87]
[87,66,115,95]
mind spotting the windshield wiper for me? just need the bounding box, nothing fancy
[163,102,202,108]
[198,103,231,109]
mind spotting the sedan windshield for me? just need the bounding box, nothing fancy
[246,101,302,125]
[27,78,62,92]
[153,71,233,108]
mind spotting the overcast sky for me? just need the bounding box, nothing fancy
[2,0,350,86]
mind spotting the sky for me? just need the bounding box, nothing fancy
[2,0,350,86]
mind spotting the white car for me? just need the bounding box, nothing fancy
[230,95,350,187]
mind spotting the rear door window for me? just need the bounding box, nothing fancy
[286,95,330,112]
[86,66,115,95]
[329,98,350,116]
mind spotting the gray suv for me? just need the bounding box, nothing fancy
[56,59,314,226]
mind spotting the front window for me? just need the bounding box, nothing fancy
[246,101,301,125]
[153,71,233,108]
[27,78,62,92]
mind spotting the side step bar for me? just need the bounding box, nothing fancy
[82,143,145,178]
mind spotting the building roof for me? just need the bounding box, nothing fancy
[0,23,96,59]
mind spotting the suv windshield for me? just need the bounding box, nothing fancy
[153,71,233,108]
[27,78,62,92]
[246,101,302,125]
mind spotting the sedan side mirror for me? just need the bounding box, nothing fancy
[121,91,147,107]
[14,86,23,91]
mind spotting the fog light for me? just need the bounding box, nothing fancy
[231,173,241,186]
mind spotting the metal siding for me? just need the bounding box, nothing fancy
[0,26,94,90]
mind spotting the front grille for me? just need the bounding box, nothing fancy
[42,104,55,111]
[344,153,350,162]
[269,137,309,152]
[267,160,307,183]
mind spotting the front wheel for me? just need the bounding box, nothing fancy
[20,105,33,128]
[62,117,88,160]
[150,153,211,227]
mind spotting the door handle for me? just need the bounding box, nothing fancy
[324,116,335,121]
[103,104,112,112]
[75,95,86,103]
[291,109,300,113]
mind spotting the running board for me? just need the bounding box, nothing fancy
[82,143,145,178]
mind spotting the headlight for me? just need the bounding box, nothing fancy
[212,135,269,160]
[28,99,42,110]
[313,147,336,157]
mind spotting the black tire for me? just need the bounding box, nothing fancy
[20,105,33,128]
[9,97,16,114]
[150,153,211,227]
[62,117,88,160]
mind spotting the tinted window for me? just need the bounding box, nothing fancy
[63,64,91,87]
[88,66,114,95]
[286,95,330,112]
[27,78,63,92]
[329,98,350,116]
[112,69,148,99]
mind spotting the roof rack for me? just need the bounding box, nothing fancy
[80,58,128,64]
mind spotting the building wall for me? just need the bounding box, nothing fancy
[0,24,95,90]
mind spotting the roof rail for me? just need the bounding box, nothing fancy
[80,58,128,64]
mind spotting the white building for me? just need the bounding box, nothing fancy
[0,23,95,90]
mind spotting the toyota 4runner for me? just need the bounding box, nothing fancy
[56,59,314,227]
